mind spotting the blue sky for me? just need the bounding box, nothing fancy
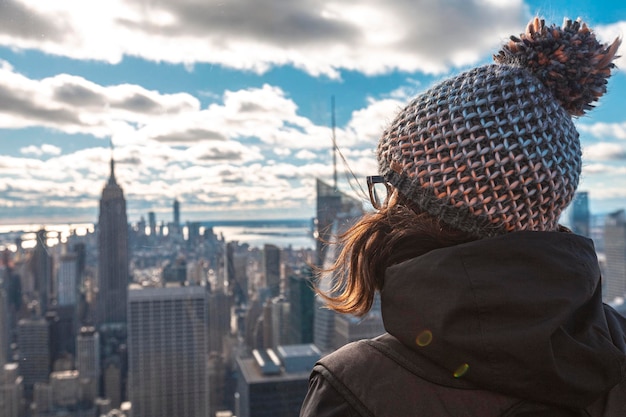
[0,0,625,227]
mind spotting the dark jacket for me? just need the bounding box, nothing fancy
[300,232,626,416]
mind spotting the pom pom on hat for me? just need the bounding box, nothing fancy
[494,17,621,116]
[377,17,620,237]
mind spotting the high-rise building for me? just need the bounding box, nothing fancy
[96,155,130,327]
[76,326,100,401]
[287,267,315,344]
[0,286,8,368]
[17,317,50,395]
[315,179,364,267]
[263,244,281,298]
[46,306,76,361]
[225,242,249,304]
[148,211,157,237]
[32,229,53,315]
[313,179,364,353]
[57,252,78,306]
[173,199,181,235]
[570,191,591,237]
[208,289,231,353]
[128,285,209,417]
[604,210,626,303]
[50,370,80,408]
[103,357,122,409]
[1,254,21,361]
[235,344,320,417]
[0,364,24,417]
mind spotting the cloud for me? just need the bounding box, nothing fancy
[0,0,528,77]
[583,142,626,161]
[0,62,200,137]
[295,150,318,160]
[19,144,62,156]
[583,163,626,175]
[578,121,626,140]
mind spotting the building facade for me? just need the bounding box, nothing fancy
[604,210,626,302]
[570,191,591,237]
[96,156,130,327]
[128,285,208,417]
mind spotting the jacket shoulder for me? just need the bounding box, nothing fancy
[310,336,520,417]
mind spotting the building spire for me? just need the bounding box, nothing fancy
[108,139,116,185]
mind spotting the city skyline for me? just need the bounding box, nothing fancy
[1,0,626,226]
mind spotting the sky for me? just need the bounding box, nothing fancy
[0,0,625,227]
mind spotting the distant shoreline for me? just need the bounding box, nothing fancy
[0,218,314,233]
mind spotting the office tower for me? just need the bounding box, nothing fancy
[0,364,24,417]
[235,344,320,417]
[1,253,21,360]
[57,252,78,306]
[269,296,290,349]
[604,210,626,302]
[288,267,315,344]
[76,327,100,401]
[186,221,202,248]
[97,155,130,327]
[173,199,181,235]
[128,285,208,417]
[225,242,249,304]
[315,179,364,267]
[31,229,53,314]
[208,290,231,353]
[263,244,281,298]
[46,306,76,363]
[50,370,80,408]
[148,211,157,237]
[313,180,364,352]
[17,317,50,396]
[0,286,7,368]
[103,358,122,409]
[570,191,591,237]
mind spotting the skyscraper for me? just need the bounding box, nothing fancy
[225,242,249,304]
[287,267,315,344]
[76,326,100,401]
[604,210,626,303]
[17,317,50,396]
[148,211,157,237]
[0,364,23,417]
[96,155,129,327]
[57,252,78,306]
[315,179,363,267]
[313,181,363,352]
[570,191,591,237]
[0,286,8,367]
[31,229,53,315]
[263,244,280,298]
[173,199,181,235]
[128,285,208,417]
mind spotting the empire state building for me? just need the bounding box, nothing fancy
[96,155,129,326]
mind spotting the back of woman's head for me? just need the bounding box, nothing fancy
[318,17,620,316]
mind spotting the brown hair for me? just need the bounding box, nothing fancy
[316,192,477,316]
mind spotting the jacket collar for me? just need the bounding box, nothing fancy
[381,231,626,408]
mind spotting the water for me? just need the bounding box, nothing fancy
[213,225,315,249]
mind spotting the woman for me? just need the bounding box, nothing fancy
[300,17,625,416]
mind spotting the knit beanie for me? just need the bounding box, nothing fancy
[377,17,621,237]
